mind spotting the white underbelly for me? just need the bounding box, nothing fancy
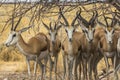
[104,52,115,58]
[16,43,36,60]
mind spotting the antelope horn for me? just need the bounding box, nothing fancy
[97,19,106,27]
[111,18,117,27]
[111,12,117,27]
[50,22,52,30]
[116,14,120,18]
[20,25,33,33]
[42,20,49,30]
[14,15,22,31]
[103,14,109,27]
[11,14,14,31]
[89,11,98,26]
[77,8,89,27]
[59,8,69,26]
[89,11,95,24]
[54,22,57,30]
[11,2,16,31]
[71,11,79,26]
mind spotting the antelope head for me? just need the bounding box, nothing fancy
[97,14,117,44]
[5,15,32,47]
[77,9,98,43]
[42,21,61,44]
[60,9,79,42]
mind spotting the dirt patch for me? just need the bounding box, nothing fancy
[0,62,27,72]
[0,72,40,80]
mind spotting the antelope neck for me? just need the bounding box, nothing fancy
[16,35,30,56]
[107,43,112,51]
[67,38,73,55]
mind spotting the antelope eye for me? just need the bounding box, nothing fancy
[73,29,75,32]
[112,30,115,34]
[65,29,67,33]
[55,33,58,35]
[85,30,88,33]
[82,29,85,33]
[104,30,107,33]
[48,33,51,35]
[13,34,16,37]
[93,29,95,33]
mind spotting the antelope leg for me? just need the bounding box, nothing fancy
[88,55,93,80]
[69,57,74,80]
[48,55,53,80]
[113,53,118,80]
[26,58,31,76]
[73,55,79,80]
[66,56,69,80]
[103,54,109,80]
[82,56,87,80]
[54,55,58,80]
[38,61,44,80]
[34,56,38,76]
[63,54,66,80]
[93,53,103,80]
[43,56,48,80]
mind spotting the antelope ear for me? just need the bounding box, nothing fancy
[57,25,62,31]
[81,28,87,33]
[60,21,66,26]
[19,25,32,33]
[79,23,87,31]
[42,21,49,30]
[97,19,106,28]
[74,23,79,28]
[91,21,97,28]
[77,19,87,30]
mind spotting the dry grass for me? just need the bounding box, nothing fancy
[0,4,119,80]
[0,61,26,72]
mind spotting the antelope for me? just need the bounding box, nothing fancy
[91,12,120,80]
[42,21,61,80]
[77,9,98,80]
[114,30,120,79]
[114,16,120,79]
[96,14,119,80]
[60,9,81,80]
[5,16,50,80]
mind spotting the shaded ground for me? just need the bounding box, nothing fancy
[0,72,64,80]
[0,62,119,80]
[0,71,119,80]
[0,72,40,80]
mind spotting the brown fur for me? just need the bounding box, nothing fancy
[49,37,61,56]
[98,28,117,52]
[93,27,119,80]
[17,33,49,56]
[62,32,82,56]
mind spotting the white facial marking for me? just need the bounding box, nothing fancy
[105,28,114,44]
[118,38,120,46]
[5,31,19,46]
[65,27,74,41]
[49,30,57,42]
[83,28,95,42]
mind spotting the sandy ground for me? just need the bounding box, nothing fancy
[0,71,118,80]
[0,61,119,80]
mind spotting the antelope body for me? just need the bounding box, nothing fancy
[77,9,98,80]
[42,21,61,80]
[60,9,81,80]
[5,24,50,79]
[94,14,119,80]
[62,31,82,80]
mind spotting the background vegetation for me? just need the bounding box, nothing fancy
[0,1,119,79]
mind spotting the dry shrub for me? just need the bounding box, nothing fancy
[0,44,24,61]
